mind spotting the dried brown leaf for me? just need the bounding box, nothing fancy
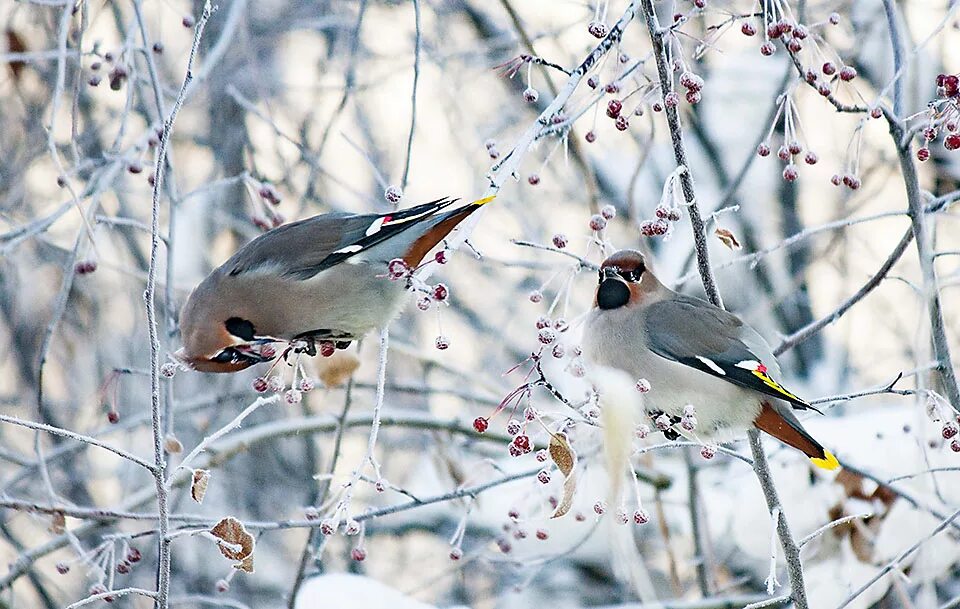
[210,517,255,571]
[715,227,741,250]
[549,432,578,518]
[191,469,210,504]
[50,511,66,534]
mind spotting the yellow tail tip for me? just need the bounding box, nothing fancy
[470,195,496,206]
[811,450,840,471]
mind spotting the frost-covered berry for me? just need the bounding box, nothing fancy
[417,296,432,311]
[56,562,70,574]
[432,283,449,302]
[505,419,522,437]
[778,146,791,161]
[551,343,565,358]
[587,75,599,89]
[384,185,403,203]
[387,258,409,279]
[757,142,771,157]
[782,164,799,182]
[473,417,489,433]
[655,413,671,431]
[523,87,539,103]
[182,14,195,27]
[536,448,548,462]
[513,434,532,452]
[569,362,586,378]
[587,21,608,38]
[536,529,548,540]
[126,548,141,563]
[537,469,551,484]
[788,141,803,155]
[285,389,302,405]
[615,115,629,131]
[351,547,367,561]
[681,416,697,431]
[804,151,819,165]
[107,410,120,424]
[943,421,959,439]
[838,66,857,81]
[760,42,776,56]
[529,290,543,303]
[435,335,450,350]
[917,147,930,162]
[871,107,883,119]
[535,316,552,329]
[449,547,463,560]
[320,518,337,535]
[116,561,130,574]
[600,204,616,220]
[664,92,680,107]
[160,362,177,378]
[830,174,843,186]
[528,174,541,185]
[946,134,960,150]
[215,579,230,593]
[636,378,651,393]
[552,233,568,249]
[951,438,960,452]
[616,508,629,524]
[305,506,320,520]
[686,90,702,104]
[585,130,597,143]
[700,445,716,459]
[524,406,538,421]
[606,99,622,118]
[593,500,606,515]
[589,214,607,231]
[633,509,649,524]
[635,423,650,439]
[741,22,756,36]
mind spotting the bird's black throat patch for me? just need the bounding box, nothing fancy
[597,279,630,310]
[225,317,256,341]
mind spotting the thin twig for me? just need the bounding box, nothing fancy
[400,0,421,191]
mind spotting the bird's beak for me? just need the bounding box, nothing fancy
[173,347,260,373]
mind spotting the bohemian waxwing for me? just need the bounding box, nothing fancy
[583,249,839,470]
[177,196,493,373]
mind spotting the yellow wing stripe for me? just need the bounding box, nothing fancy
[751,369,806,404]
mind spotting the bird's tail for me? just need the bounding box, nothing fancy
[754,402,839,470]
[401,195,495,266]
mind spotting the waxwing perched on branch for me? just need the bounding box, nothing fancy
[583,249,839,470]
[177,196,494,373]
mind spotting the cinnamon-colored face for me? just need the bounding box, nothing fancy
[595,250,648,310]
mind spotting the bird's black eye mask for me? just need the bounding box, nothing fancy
[225,317,256,341]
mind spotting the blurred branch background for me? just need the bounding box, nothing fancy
[1,0,959,607]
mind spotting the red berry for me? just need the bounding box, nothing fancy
[604,82,620,94]
[741,22,756,36]
[512,434,531,452]
[633,509,649,524]
[434,250,448,264]
[839,66,857,81]
[215,580,230,593]
[182,15,195,27]
[822,62,836,75]
[788,141,803,155]
[127,548,141,563]
[384,185,403,203]
[107,411,120,424]
[432,283,448,301]
[787,38,802,53]
[252,378,268,393]
[537,469,551,484]
[614,115,629,131]
[804,151,818,165]
[589,214,607,230]
[351,547,366,561]
[830,174,842,186]
[601,204,616,219]
[943,421,959,439]
[585,130,597,143]
[766,23,782,38]
[818,82,832,96]
[685,89,702,104]
[56,562,70,574]
[527,174,540,185]
[606,99,622,118]
[522,87,539,103]
[777,145,790,161]
[552,233,568,249]
[319,341,335,357]
[945,134,960,150]
[449,547,463,560]
[587,75,599,89]
[917,147,930,161]
[536,529,549,540]
[587,21,608,38]
[757,142,771,157]
[116,561,130,574]
[871,107,883,119]
[435,335,450,350]
[664,92,680,107]
[529,290,543,303]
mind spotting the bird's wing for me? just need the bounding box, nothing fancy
[225,197,460,281]
[643,295,813,410]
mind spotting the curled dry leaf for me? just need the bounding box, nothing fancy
[210,516,255,573]
[50,511,66,534]
[191,469,210,504]
[549,432,578,519]
[714,227,742,250]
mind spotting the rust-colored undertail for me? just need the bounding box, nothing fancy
[401,197,494,266]
[754,402,840,470]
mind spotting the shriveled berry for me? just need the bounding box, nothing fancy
[606,99,622,118]
[636,378,651,392]
[384,185,402,203]
[417,296,431,311]
[593,500,606,515]
[604,82,620,94]
[434,250,448,264]
[635,423,650,439]
[152,41,164,54]
[537,469,551,484]
[587,75,599,89]
[538,328,557,345]
[551,343,565,358]
[587,21,608,38]
[830,174,842,186]
[284,389,302,405]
